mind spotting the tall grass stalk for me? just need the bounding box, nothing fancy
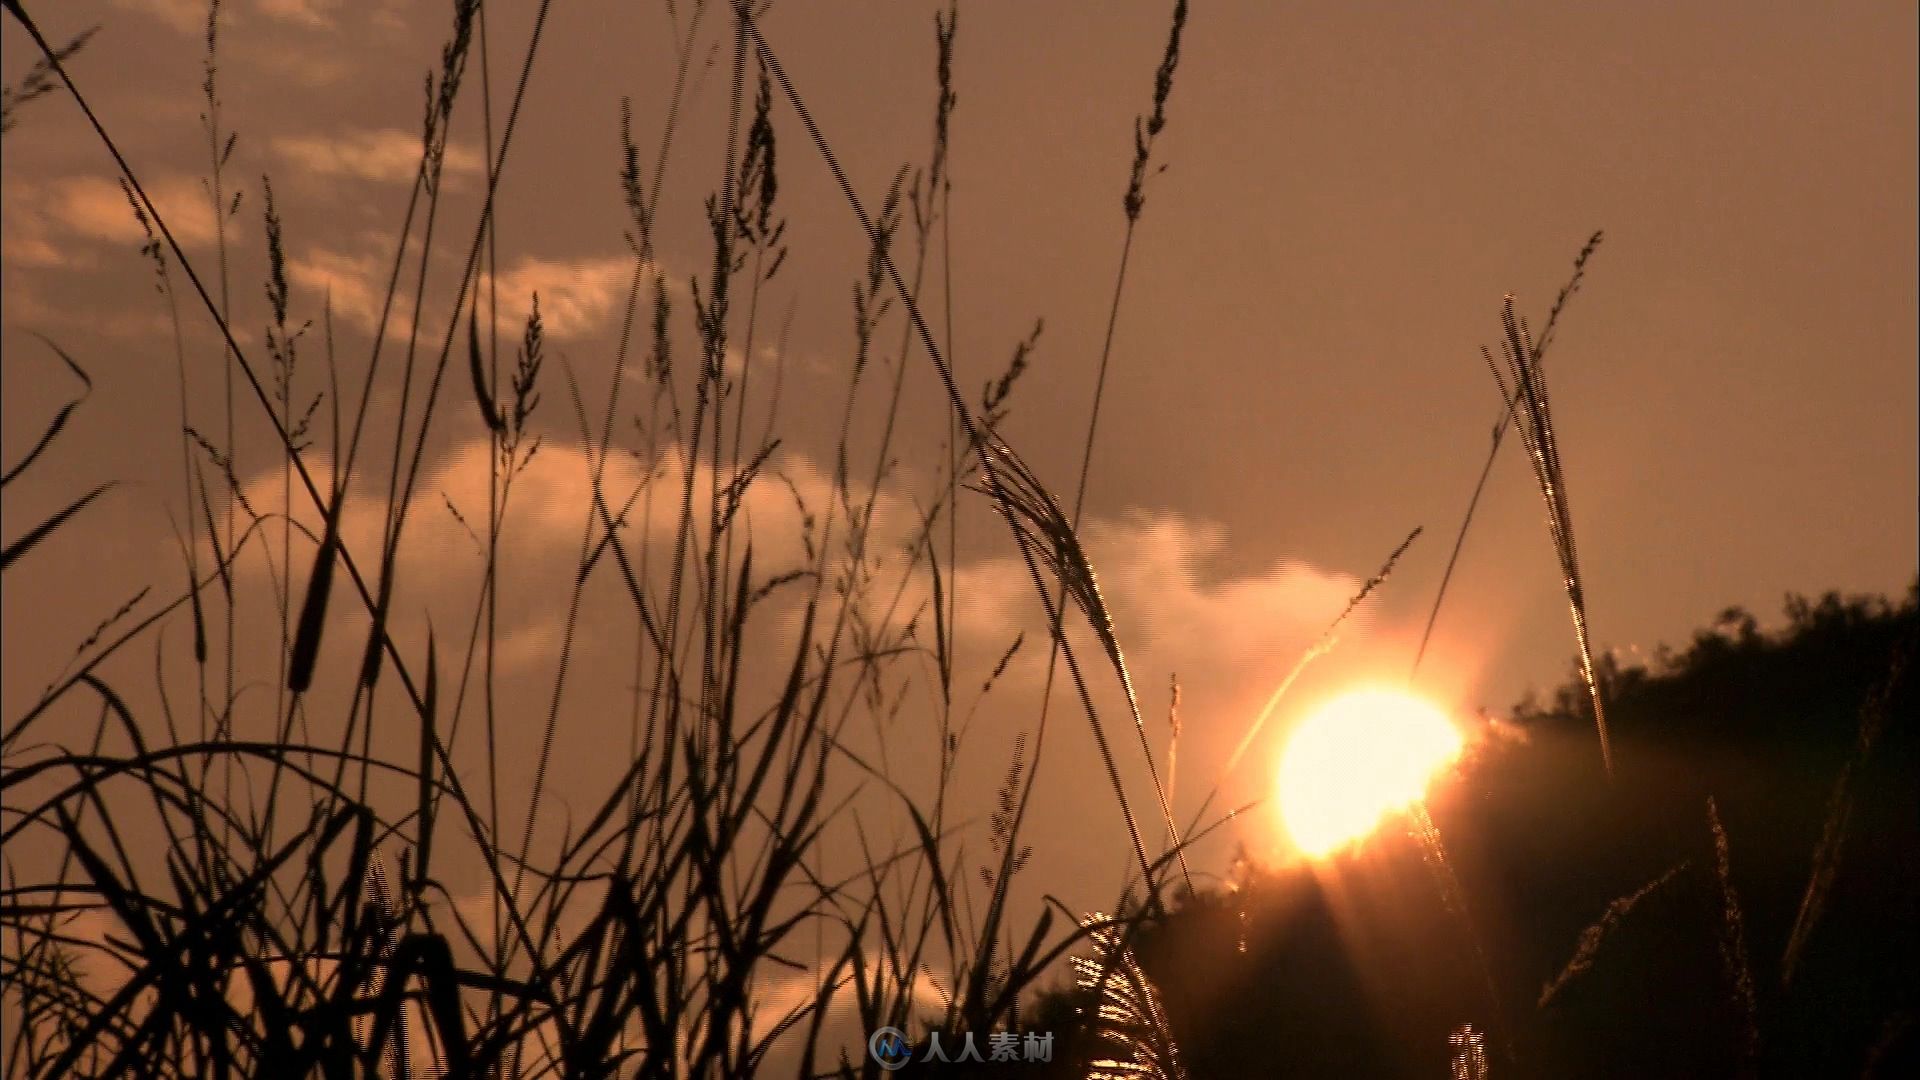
[1410,231,1603,683]
[1537,861,1690,1009]
[1053,0,1192,889]
[1484,280,1613,775]
[0,17,92,135]
[1213,525,1422,788]
[1707,797,1760,1072]
[1408,801,1512,1065]
[1781,631,1913,986]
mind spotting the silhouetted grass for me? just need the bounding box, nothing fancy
[1,1,1208,1075]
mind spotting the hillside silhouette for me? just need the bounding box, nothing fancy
[1027,584,1919,1078]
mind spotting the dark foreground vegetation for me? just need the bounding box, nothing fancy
[1033,586,1919,1078]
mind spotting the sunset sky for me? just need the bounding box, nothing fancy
[3,0,1915,908]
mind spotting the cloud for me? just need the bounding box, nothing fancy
[370,0,408,33]
[0,228,82,271]
[223,438,876,612]
[254,51,354,89]
[1084,513,1362,674]
[286,246,414,339]
[222,440,1363,759]
[270,129,483,186]
[0,280,58,325]
[257,0,340,29]
[111,0,337,33]
[481,255,648,341]
[209,440,1364,898]
[4,174,226,259]
[925,512,1361,696]
[110,0,221,35]
[284,242,648,345]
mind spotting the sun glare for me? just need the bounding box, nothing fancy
[1276,689,1464,858]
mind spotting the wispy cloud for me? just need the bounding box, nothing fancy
[270,128,482,185]
[286,246,413,339]
[109,0,222,35]
[111,0,339,33]
[284,243,645,345]
[481,255,649,341]
[1087,513,1362,673]
[221,439,902,628]
[257,0,340,30]
[254,51,353,90]
[0,226,84,271]
[917,512,1360,686]
[2,173,226,267]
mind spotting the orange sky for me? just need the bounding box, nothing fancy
[3,0,1915,905]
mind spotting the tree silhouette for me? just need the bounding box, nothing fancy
[1030,584,1919,1078]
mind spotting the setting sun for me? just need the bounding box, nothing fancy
[1277,689,1464,858]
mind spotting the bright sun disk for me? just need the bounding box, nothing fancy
[1277,688,1463,858]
